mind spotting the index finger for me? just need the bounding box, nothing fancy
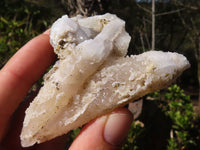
[0,31,56,140]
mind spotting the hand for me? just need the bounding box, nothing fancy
[0,30,133,150]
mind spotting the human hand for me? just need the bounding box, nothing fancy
[0,30,133,150]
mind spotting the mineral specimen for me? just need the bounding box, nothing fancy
[20,13,190,147]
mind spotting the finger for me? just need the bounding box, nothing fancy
[69,108,133,150]
[1,90,69,150]
[0,31,56,140]
[0,92,37,150]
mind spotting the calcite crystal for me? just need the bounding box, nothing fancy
[20,13,190,147]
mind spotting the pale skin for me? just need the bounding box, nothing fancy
[0,30,133,150]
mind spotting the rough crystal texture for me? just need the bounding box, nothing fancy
[20,13,190,147]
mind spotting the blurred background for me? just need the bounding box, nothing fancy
[0,0,200,149]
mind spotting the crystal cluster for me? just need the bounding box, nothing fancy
[20,13,190,147]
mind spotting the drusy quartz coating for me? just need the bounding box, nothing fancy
[20,13,190,147]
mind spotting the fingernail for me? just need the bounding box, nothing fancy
[104,112,133,146]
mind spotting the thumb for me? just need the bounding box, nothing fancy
[69,107,133,150]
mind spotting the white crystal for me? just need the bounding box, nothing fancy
[20,13,190,147]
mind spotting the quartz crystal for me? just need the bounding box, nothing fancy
[20,13,190,147]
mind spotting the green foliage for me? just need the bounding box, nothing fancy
[163,85,193,129]
[167,138,178,150]
[162,85,198,149]
[122,121,144,150]
[70,128,81,139]
[0,0,55,68]
[122,85,200,150]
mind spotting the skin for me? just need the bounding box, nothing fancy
[0,30,133,150]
